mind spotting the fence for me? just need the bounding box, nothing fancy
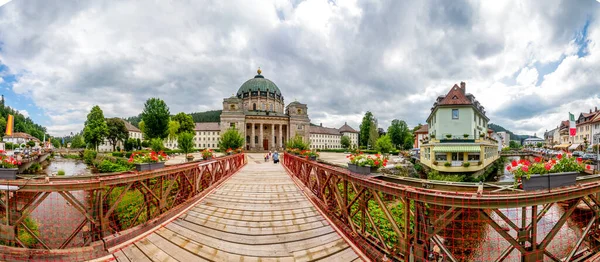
[0,153,245,261]
[283,153,600,261]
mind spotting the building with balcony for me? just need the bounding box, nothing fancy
[419,82,499,173]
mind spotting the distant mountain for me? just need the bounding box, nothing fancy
[125,110,223,128]
[488,123,531,141]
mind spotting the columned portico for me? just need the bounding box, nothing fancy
[279,124,283,148]
[260,123,264,150]
[251,123,255,149]
[271,124,275,150]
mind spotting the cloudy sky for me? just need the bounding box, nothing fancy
[0,0,599,136]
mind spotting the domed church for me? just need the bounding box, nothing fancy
[220,69,310,151]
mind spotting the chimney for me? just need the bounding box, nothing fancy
[320,123,322,127]
[590,109,593,114]
[460,82,466,94]
[596,106,598,112]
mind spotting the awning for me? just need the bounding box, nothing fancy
[554,144,570,149]
[433,145,481,153]
[568,144,580,150]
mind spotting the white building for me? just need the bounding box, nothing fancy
[309,123,358,150]
[3,132,41,147]
[523,137,545,147]
[164,122,221,150]
[98,119,143,152]
[496,131,510,148]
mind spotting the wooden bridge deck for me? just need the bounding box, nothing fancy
[111,154,362,262]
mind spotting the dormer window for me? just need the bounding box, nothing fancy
[452,95,458,100]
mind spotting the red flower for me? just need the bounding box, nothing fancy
[557,154,563,160]
[534,157,541,163]
[305,156,309,160]
[551,159,557,164]
[374,160,379,166]
[577,157,582,163]
[506,166,511,171]
[511,160,518,167]
[522,166,529,172]
[544,164,552,171]
[586,165,591,170]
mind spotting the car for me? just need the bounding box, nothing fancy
[572,151,585,157]
[582,154,598,161]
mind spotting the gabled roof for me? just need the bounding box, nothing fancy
[3,132,40,142]
[122,120,141,132]
[339,122,358,133]
[438,84,472,105]
[414,124,428,133]
[195,122,220,131]
[309,125,342,135]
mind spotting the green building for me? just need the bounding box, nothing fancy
[420,82,499,172]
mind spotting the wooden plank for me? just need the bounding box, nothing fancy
[121,244,152,262]
[177,216,329,235]
[113,250,131,262]
[145,233,209,262]
[176,217,335,244]
[134,238,178,262]
[292,238,352,261]
[319,247,360,261]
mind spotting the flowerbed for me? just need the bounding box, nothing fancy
[506,154,589,190]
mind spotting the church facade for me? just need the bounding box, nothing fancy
[220,69,311,151]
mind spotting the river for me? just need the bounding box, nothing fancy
[26,157,93,248]
[467,156,588,261]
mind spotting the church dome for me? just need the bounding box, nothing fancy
[236,69,282,97]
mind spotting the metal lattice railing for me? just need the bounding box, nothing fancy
[283,153,600,261]
[0,153,245,261]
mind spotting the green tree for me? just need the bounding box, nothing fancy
[150,138,164,152]
[286,134,310,150]
[0,116,6,137]
[26,140,36,147]
[375,135,394,154]
[218,127,245,151]
[168,120,180,141]
[70,135,86,148]
[178,132,195,159]
[403,132,414,150]
[536,142,543,148]
[124,138,136,151]
[141,98,170,139]
[368,120,379,149]
[340,135,351,149]
[359,111,375,147]
[51,138,60,148]
[106,118,129,151]
[509,140,520,149]
[387,119,411,149]
[138,120,145,135]
[172,112,195,134]
[83,105,108,150]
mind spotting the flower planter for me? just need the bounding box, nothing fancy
[135,162,165,172]
[522,172,578,191]
[0,168,18,180]
[348,163,357,172]
[309,156,317,161]
[186,156,194,161]
[353,165,378,175]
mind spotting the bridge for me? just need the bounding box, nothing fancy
[0,153,599,261]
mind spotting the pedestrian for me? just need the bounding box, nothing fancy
[273,151,279,164]
[264,153,268,162]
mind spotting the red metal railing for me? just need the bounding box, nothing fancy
[0,153,245,261]
[283,153,600,261]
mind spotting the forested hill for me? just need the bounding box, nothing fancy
[488,123,530,141]
[0,102,47,140]
[189,110,221,123]
[125,110,223,128]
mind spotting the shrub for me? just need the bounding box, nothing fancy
[112,152,124,157]
[463,162,471,167]
[27,163,42,173]
[428,170,465,182]
[97,160,131,173]
[83,149,97,165]
[445,134,452,139]
[463,134,469,138]
[414,163,423,172]
[374,135,394,154]
[444,162,451,167]
[141,140,150,148]
[57,169,66,176]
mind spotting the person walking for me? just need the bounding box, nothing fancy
[273,151,279,164]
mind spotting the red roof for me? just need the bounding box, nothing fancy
[414,124,428,133]
[438,84,472,105]
[3,132,40,142]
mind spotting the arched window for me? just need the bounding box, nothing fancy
[253,103,256,110]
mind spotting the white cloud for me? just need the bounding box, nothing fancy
[18,109,28,118]
[0,0,598,136]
